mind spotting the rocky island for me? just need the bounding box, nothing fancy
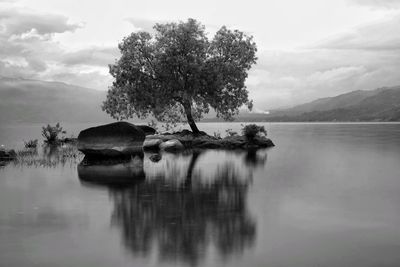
[77,122,274,159]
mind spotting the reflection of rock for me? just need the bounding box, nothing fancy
[78,150,258,265]
[77,122,145,159]
[149,154,162,162]
[75,148,268,265]
[112,154,255,265]
[244,149,268,168]
[78,154,145,187]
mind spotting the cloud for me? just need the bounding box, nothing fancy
[306,66,367,84]
[349,0,400,9]
[244,13,400,109]
[247,46,400,109]
[314,15,400,51]
[48,71,112,90]
[61,47,119,67]
[0,7,113,89]
[125,18,167,32]
[0,8,81,35]
[1,1,400,108]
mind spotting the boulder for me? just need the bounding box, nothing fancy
[143,138,163,151]
[137,125,156,136]
[77,122,145,159]
[159,139,185,152]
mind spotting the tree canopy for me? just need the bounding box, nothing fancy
[103,18,257,133]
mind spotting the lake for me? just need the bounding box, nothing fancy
[1,122,400,267]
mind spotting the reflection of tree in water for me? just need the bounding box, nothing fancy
[78,150,267,265]
[244,149,268,168]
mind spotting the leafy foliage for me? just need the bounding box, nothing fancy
[41,123,66,144]
[213,131,222,139]
[103,18,257,133]
[225,128,238,137]
[147,120,159,133]
[242,124,267,141]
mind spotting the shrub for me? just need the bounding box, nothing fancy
[225,128,238,137]
[213,131,221,139]
[24,139,38,149]
[41,123,66,144]
[242,124,267,141]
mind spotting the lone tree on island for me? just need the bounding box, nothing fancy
[103,18,257,134]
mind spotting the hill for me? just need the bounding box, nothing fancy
[264,86,400,122]
[0,77,112,123]
[2,77,400,123]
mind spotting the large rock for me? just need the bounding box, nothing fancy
[78,122,145,158]
[137,125,156,136]
[159,139,185,152]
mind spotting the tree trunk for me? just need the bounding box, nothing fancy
[183,101,200,134]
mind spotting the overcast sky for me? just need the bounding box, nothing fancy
[1,0,400,110]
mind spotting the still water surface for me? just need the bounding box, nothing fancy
[1,122,400,267]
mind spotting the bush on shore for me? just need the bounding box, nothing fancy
[242,124,267,142]
[41,123,66,144]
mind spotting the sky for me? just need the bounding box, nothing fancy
[1,0,400,110]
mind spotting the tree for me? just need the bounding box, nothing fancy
[103,18,257,134]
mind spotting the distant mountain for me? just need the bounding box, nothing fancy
[0,77,112,123]
[261,86,400,122]
[2,77,399,123]
[202,86,400,122]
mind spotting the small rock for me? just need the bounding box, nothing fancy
[192,139,223,148]
[253,136,275,147]
[160,139,185,152]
